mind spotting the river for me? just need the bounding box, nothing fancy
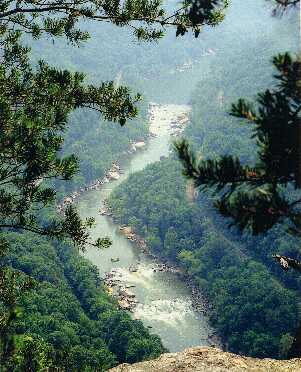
[71,0,299,354]
[76,104,217,352]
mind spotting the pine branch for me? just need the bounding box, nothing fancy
[273,254,301,272]
[0,0,229,42]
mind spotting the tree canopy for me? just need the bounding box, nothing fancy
[0,0,229,42]
[0,0,229,250]
[176,53,301,236]
[0,0,229,368]
[1,0,299,367]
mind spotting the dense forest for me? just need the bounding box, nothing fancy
[108,159,299,358]
[107,4,300,358]
[1,0,214,368]
[1,0,300,369]
[3,230,165,370]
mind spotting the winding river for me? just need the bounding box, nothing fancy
[73,0,299,353]
[76,104,216,352]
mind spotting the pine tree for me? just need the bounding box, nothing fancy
[175,9,301,355]
[0,0,229,251]
[0,0,229,42]
[0,1,229,368]
[176,52,301,258]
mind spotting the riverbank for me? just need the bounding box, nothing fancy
[57,102,190,213]
[102,213,221,346]
[95,102,193,306]
[57,159,135,213]
[101,231,221,347]
[76,103,219,351]
[91,103,220,344]
[102,194,222,346]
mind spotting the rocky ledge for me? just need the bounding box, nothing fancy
[109,347,301,372]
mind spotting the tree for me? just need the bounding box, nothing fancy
[0,0,229,251]
[0,1,230,368]
[176,52,301,250]
[0,0,229,42]
[175,24,301,359]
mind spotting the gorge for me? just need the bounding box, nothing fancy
[75,104,219,352]
[1,0,300,369]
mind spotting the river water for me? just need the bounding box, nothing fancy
[73,0,299,354]
[76,105,216,352]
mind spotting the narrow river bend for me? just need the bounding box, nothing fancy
[76,104,216,352]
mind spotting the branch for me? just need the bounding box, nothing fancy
[273,254,301,272]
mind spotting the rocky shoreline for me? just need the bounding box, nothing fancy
[56,137,154,213]
[101,225,221,347]
[86,102,219,345]
[100,207,221,346]
[57,102,189,213]
[101,223,184,313]
[56,102,194,314]
[58,102,221,345]
[102,269,139,312]
[105,219,210,313]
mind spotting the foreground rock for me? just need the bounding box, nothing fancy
[109,347,301,372]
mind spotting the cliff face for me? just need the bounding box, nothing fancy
[109,347,301,372]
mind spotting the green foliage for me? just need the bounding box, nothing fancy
[0,0,230,368]
[107,1,300,359]
[108,158,300,358]
[0,32,143,249]
[0,231,166,370]
[176,53,301,236]
[107,7,300,358]
[0,0,228,43]
[0,0,298,367]
[8,335,54,372]
[279,333,294,358]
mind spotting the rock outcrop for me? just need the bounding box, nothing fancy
[109,347,301,372]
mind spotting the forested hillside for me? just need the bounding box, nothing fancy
[1,0,218,368]
[1,0,300,369]
[107,2,300,358]
[3,230,165,370]
[53,105,149,195]
[108,158,300,358]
